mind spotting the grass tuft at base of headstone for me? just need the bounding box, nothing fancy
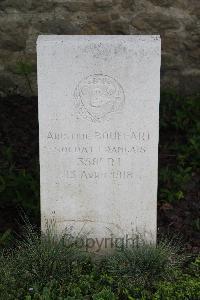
[0,223,197,300]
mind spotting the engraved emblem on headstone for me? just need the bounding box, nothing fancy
[74,74,125,122]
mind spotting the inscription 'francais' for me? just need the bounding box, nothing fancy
[54,145,146,154]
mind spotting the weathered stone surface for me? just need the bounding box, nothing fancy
[148,0,176,8]
[0,0,56,12]
[94,0,113,8]
[0,0,199,96]
[37,35,161,249]
[111,19,130,34]
[63,1,94,12]
[0,73,16,96]
[121,0,136,10]
[132,12,181,31]
[91,13,111,24]
[0,17,29,51]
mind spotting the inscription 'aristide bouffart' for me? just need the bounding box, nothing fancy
[74,74,125,122]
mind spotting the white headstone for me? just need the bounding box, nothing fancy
[37,35,161,251]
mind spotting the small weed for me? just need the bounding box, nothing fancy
[103,238,183,287]
[15,60,34,94]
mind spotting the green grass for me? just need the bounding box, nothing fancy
[0,225,199,299]
[103,237,183,287]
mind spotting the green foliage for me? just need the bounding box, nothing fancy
[152,255,200,299]
[0,146,39,234]
[159,92,200,137]
[159,91,200,203]
[0,225,92,299]
[153,275,200,300]
[159,166,191,202]
[189,256,200,275]
[92,288,116,300]
[103,238,182,287]
[15,61,34,76]
[0,166,39,214]
[192,218,200,231]
[0,229,13,247]
[0,226,196,300]
[15,61,34,93]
